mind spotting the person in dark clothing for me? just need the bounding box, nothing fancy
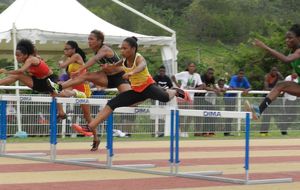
[153,65,173,89]
[153,65,173,137]
[194,68,218,136]
[260,67,284,136]
[224,68,251,136]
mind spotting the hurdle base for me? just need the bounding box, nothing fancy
[0,140,6,154]
[0,153,51,162]
[5,152,48,157]
[175,173,293,185]
[113,164,156,169]
[179,171,223,176]
[245,178,293,185]
[58,158,98,162]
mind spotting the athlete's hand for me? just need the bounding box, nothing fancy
[101,64,116,73]
[70,70,81,78]
[253,39,267,49]
[100,63,110,72]
[242,89,250,95]
[122,72,133,80]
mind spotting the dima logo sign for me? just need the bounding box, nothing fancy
[203,111,221,117]
[20,96,32,101]
[134,108,150,114]
[75,99,89,104]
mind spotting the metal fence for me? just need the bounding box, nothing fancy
[2,89,300,137]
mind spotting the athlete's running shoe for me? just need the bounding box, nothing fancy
[47,78,60,94]
[183,90,192,103]
[72,124,93,136]
[174,87,185,99]
[174,88,192,103]
[57,114,67,122]
[73,89,87,98]
[90,140,100,151]
[244,100,260,120]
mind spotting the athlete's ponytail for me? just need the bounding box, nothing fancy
[66,40,86,62]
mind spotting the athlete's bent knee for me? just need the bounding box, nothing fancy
[158,94,170,102]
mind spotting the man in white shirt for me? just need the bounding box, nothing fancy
[171,62,204,137]
[172,63,204,102]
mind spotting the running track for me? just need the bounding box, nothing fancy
[0,139,300,190]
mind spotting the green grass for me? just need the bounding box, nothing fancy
[5,130,300,143]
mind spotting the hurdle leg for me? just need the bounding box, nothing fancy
[169,110,175,174]
[50,97,57,161]
[0,100,7,155]
[175,109,180,174]
[106,113,114,167]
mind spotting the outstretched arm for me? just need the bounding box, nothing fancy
[171,75,181,88]
[101,59,123,73]
[59,54,82,68]
[0,58,32,75]
[254,39,300,63]
[77,46,110,73]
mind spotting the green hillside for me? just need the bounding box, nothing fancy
[1,0,299,89]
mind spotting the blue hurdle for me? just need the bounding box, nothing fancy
[171,109,293,184]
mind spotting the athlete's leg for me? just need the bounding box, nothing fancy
[56,103,66,119]
[142,84,171,102]
[80,103,99,150]
[0,74,33,87]
[81,104,92,123]
[88,90,146,129]
[60,71,108,90]
[166,89,177,100]
[260,81,300,114]
[116,83,131,93]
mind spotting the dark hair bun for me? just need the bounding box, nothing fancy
[132,36,138,42]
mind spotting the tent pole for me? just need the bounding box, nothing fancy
[172,33,178,74]
[12,23,22,133]
[110,0,175,35]
[111,0,178,74]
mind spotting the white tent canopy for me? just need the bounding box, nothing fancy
[0,0,177,74]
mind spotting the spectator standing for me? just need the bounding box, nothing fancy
[260,67,284,136]
[194,68,218,136]
[224,68,251,136]
[153,65,173,137]
[172,62,204,137]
